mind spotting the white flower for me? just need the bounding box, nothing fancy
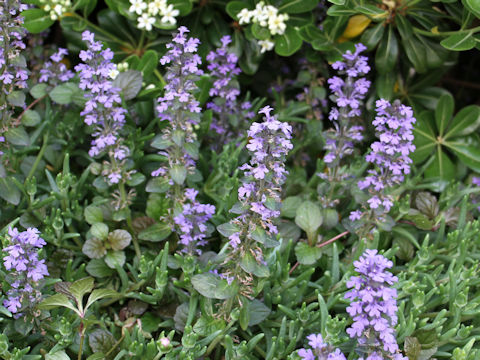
[264,5,278,18]
[137,13,155,31]
[258,39,274,53]
[129,0,147,15]
[109,68,119,79]
[54,4,63,15]
[237,8,252,25]
[268,14,287,35]
[148,0,167,16]
[160,4,179,25]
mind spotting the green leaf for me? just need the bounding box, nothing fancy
[22,8,55,33]
[240,252,270,277]
[217,222,240,237]
[84,205,104,225]
[281,196,302,218]
[275,27,303,56]
[295,242,323,265]
[278,0,319,13]
[69,277,95,310]
[360,22,385,50]
[424,147,456,180]
[146,177,170,193]
[107,230,131,251]
[412,111,436,163]
[375,25,398,74]
[104,250,126,269]
[30,83,48,99]
[38,294,79,315]
[191,273,238,299]
[85,289,118,311]
[445,105,480,138]
[86,259,115,278]
[251,23,270,40]
[404,210,434,230]
[435,93,454,137]
[295,201,322,240]
[112,70,143,100]
[138,223,172,242]
[49,83,78,105]
[0,177,21,205]
[463,0,480,18]
[90,223,109,240]
[82,237,107,259]
[226,1,249,20]
[5,126,30,146]
[22,110,41,127]
[251,226,280,248]
[170,165,187,185]
[7,91,26,107]
[446,141,480,172]
[248,299,271,326]
[45,351,71,360]
[441,32,476,51]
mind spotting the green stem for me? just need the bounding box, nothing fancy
[78,322,86,360]
[27,132,49,181]
[119,181,142,259]
[154,69,166,88]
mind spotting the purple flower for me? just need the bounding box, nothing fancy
[174,188,215,255]
[75,31,131,187]
[2,227,49,316]
[298,333,346,360]
[151,27,202,183]
[206,35,253,142]
[351,99,416,221]
[39,48,74,85]
[322,43,370,171]
[345,250,407,359]
[227,106,292,250]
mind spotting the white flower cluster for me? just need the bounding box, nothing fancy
[129,0,179,31]
[237,1,289,53]
[40,0,71,21]
[108,62,129,80]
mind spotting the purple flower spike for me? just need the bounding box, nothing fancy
[2,227,49,316]
[206,35,254,142]
[351,99,416,221]
[345,250,407,359]
[39,48,74,85]
[322,43,371,170]
[75,31,131,186]
[174,188,216,255]
[151,26,202,182]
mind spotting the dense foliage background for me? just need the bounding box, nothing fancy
[1,0,480,359]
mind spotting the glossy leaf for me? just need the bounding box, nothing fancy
[424,147,456,180]
[435,93,454,136]
[21,9,54,33]
[441,32,476,51]
[191,273,238,299]
[375,26,398,74]
[275,27,303,56]
[444,105,480,138]
[278,0,319,14]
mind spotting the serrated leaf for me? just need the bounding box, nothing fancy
[107,229,131,251]
[112,70,143,100]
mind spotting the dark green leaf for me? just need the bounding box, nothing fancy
[107,230,131,251]
[295,201,322,239]
[138,223,172,242]
[281,196,302,218]
[435,93,454,136]
[295,242,323,265]
[226,1,249,20]
[113,70,143,100]
[463,0,480,18]
[191,273,238,299]
[84,205,103,225]
[375,25,398,74]
[217,223,240,237]
[248,299,271,326]
[424,147,456,180]
[82,237,107,259]
[85,289,118,311]
[5,126,30,146]
[7,91,26,107]
[446,141,480,172]
[360,22,385,50]
[22,110,41,127]
[86,259,115,278]
[412,111,436,163]
[278,0,319,13]
[137,50,158,77]
[0,178,21,205]
[91,223,109,240]
[275,27,303,56]
[104,250,126,269]
[441,32,476,51]
[445,105,480,138]
[39,294,78,314]
[22,9,55,33]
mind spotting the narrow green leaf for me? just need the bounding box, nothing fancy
[445,105,480,138]
[440,32,476,51]
[85,289,118,311]
[375,25,398,74]
[435,93,454,136]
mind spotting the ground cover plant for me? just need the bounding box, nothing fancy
[1,0,480,359]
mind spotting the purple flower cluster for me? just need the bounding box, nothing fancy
[298,334,346,360]
[206,35,254,140]
[350,99,415,221]
[39,48,74,85]
[151,26,202,181]
[0,1,29,90]
[323,43,370,168]
[75,31,130,185]
[0,0,29,156]
[345,249,407,360]
[2,227,49,315]
[228,106,292,249]
[174,188,215,255]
